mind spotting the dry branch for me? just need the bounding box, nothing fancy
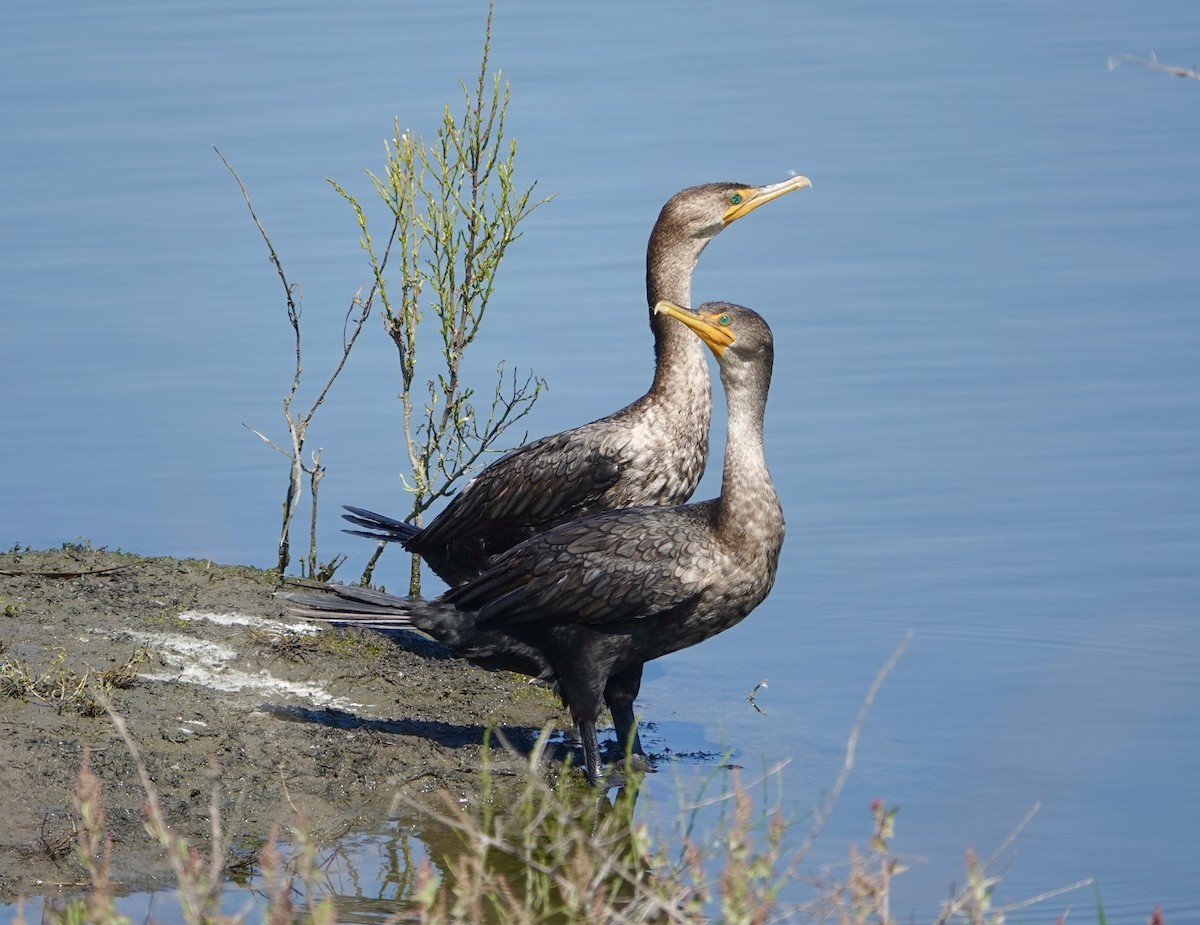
[1108,53,1200,81]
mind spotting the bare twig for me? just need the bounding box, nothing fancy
[796,632,911,860]
[102,700,231,923]
[218,148,382,577]
[0,563,139,579]
[934,804,1092,925]
[1108,52,1200,81]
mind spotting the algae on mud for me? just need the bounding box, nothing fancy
[0,545,564,899]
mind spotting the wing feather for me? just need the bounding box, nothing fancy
[414,428,625,556]
[443,504,719,627]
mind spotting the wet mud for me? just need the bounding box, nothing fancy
[0,545,565,900]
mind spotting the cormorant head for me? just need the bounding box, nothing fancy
[656,175,811,242]
[653,300,772,362]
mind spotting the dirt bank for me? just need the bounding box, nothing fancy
[0,545,565,900]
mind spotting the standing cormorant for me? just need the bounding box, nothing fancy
[342,177,807,588]
[284,301,784,785]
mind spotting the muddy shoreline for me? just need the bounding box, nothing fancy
[0,546,565,900]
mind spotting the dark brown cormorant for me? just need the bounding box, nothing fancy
[284,300,784,785]
[342,177,807,587]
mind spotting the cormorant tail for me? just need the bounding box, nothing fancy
[341,505,420,544]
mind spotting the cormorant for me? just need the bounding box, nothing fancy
[342,177,807,587]
[284,300,784,785]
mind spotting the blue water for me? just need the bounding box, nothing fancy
[3,0,1198,921]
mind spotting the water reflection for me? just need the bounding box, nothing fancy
[313,762,650,925]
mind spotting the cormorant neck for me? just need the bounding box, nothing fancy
[645,220,715,396]
[715,360,780,546]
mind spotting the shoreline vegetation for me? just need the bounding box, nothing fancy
[232,0,550,595]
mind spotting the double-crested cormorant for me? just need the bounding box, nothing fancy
[284,301,784,785]
[343,177,807,587]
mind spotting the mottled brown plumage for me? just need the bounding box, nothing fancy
[285,302,784,785]
[343,177,807,587]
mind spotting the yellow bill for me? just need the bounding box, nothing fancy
[723,174,812,225]
[654,300,738,357]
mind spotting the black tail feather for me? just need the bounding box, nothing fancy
[277,581,415,629]
[341,505,421,543]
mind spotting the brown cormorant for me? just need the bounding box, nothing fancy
[285,300,784,785]
[342,177,807,588]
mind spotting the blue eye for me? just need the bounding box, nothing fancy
[718,314,731,326]
[730,193,742,205]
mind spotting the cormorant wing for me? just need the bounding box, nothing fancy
[415,425,626,548]
[444,504,717,627]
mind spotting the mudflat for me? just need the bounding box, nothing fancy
[0,545,563,900]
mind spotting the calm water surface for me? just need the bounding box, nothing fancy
[2,0,1198,921]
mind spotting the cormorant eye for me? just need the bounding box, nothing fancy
[718,314,731,326]
[729,193,742,205]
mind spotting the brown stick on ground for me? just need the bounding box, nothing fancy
[0,563,140,579]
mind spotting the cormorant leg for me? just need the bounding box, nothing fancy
[578,717,604,786]
[605,666,645,757]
